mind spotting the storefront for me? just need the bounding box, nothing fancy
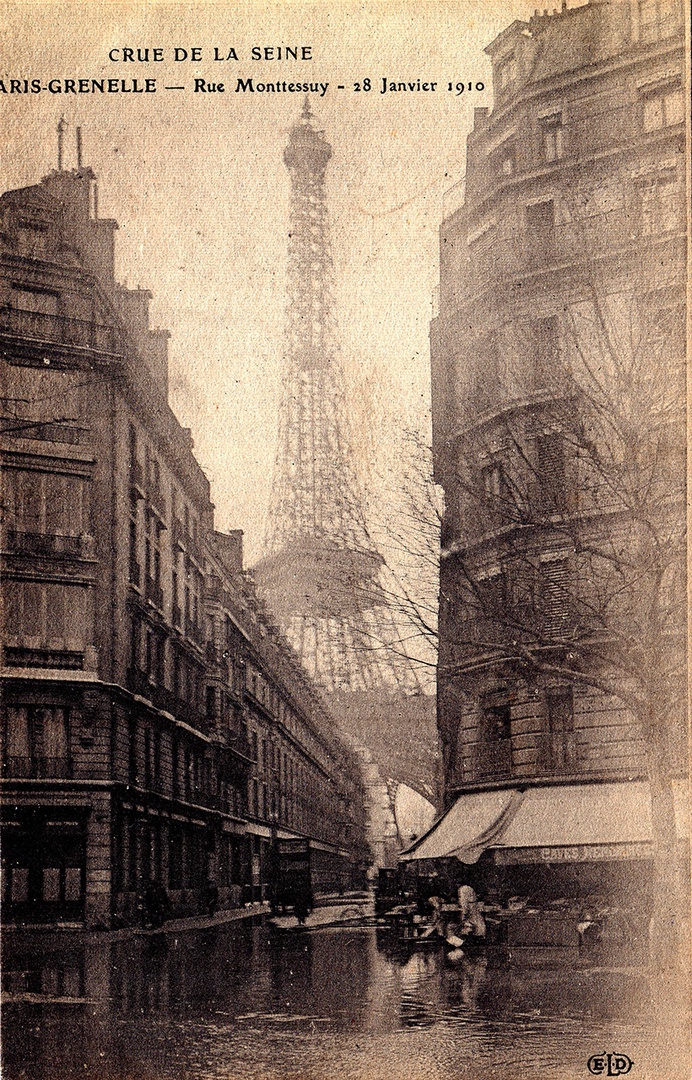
[1,807,87,924]
[400,780,689,945]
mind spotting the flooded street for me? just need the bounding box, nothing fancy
[2,919,687,1080]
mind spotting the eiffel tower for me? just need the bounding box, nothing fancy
[254,100,419,698]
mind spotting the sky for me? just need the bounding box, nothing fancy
[1,0,543,560]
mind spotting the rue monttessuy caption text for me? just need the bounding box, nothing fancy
[1,45,485,99]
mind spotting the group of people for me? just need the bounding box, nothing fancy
[420,883,487,947]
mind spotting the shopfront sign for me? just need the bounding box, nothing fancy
[494,842,650,864]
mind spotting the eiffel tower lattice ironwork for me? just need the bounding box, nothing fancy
[255,101,419,694]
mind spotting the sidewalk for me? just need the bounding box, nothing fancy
[270,894,373,931]
[2,902,272,943]
[2,892,374,942]
[132,901,272,940]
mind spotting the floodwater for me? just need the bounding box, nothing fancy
[2,919,689,1080]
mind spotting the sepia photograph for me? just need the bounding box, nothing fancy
[0,1,689,1077]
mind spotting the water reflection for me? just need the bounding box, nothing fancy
[1,920,680,1080]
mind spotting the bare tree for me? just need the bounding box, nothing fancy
[369,247,686,980]
[367,426,442,681]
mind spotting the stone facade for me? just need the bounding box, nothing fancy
[0,162,370,928]
[431,0,686,807]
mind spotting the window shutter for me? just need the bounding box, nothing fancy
[536,431,566,510]
[541,558,570,636]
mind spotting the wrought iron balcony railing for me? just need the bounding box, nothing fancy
[5,530,92,558]
[0,305,121,353]
[469,731,581,782]
[4,647,84,669]
[2,755,73,779]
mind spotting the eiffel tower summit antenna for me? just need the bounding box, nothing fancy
[255,104,418,696]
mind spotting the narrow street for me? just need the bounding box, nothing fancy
[3,909,687,1080]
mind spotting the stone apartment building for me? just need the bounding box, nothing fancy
[0,158,369,928]
[411,0,688,898]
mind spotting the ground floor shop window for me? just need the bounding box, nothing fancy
[1,809,86,922]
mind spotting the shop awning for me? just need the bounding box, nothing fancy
[399,788,524,863]
[400,780,689,865]
[493,780,689,863]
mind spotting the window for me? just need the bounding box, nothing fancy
[2,706,70,777]
[481,455,514,528]
[129,518,140,585]
[144,729,153,787]
[128,423,138,478]
[541,115,564,162]
[497,54,517,91]
[636,171,682,235]
[540,557,571,637]
[43,707,68,761]
[144,627,154,680]
[525,200,555,264]
[482,461,504,500]
[171,739,180,796]
[3,580,88,651]
[642,86,684,131]
[128,715,138,783]
[474,331,500,406]
[535,431,566,512]
[16,219,50,257]
[639,0,679,42]
[169,826,183,890]
[478,694,511,778]
[545,687,577,770]
[478,568,507,619]
[172,564,180,618]
[7,470,85,538]
[641,294,685,360]
[182,748,191,799]
[496,143,516,176]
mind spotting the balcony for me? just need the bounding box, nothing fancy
[6,420,82,445]
[4,647,84,670]
[2,756,73,779]
[144,774,168,797]
[0,305,120,354]
[5,530,91,559]
[459,210,644,302]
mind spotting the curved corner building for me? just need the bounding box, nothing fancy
[419,0,688,908]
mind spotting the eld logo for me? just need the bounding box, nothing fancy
[588,1053,634,1076]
